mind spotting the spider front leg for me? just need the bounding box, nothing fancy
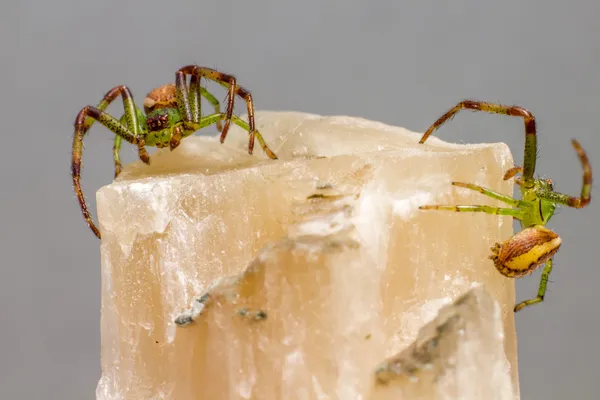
[72,97,146,239]
[418,100,538,185]
[79,85,147,179]
[113,108,148,177]
[176,65,258,154]
[182,74,225,133]
[80,86,140,134]
[535,139,592,209]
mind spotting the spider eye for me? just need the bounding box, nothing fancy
[147,115,169,131]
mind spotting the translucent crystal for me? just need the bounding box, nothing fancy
[95,111,518,399]
[374,286,515,399]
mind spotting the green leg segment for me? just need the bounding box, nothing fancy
[175,72,193,123]
[419,204,523,218]
[523,133,537,184]
[83,86,141,139]
[452,182,521,206]
[187,113,277,160]
[200,87,223,132]
[80,86,145,178]
[113,136,122,178]
[228,115,277,160]
[72,91,144,240]
[113,107,147,176]
[514,259,553,312]
[188,75,201,123]
[87,110,141,144]
[188,75,224,132]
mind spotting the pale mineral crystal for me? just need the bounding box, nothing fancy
[374,285,514,399]
[95,111,519,400]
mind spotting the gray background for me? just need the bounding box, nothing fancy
[5,0,599,398]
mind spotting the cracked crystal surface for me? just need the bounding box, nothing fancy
[95,111,518,400]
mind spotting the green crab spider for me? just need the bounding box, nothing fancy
[418,100,592,312]
[72,65,278,239]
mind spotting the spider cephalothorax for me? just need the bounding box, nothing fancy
[418,100,592,312]
[142,84,191,148]
[72,65,278,239]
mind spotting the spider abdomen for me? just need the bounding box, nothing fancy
[490,225,562,278]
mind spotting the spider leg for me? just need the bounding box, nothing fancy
[185,74,226,133]
[502,166,524,186]
[451,182,520,206]
[113,136,122,178]
[514,259,553,312]
[199,87,223,131]
[175,71,216,145]
[113,107,147,177]
[503,166,523,181]
[173,73,201,149]
[187,113,277,160]
[419,204,523,218]
[177,65,258,154]
[81,86,139,133]
[537,139,592,208]
[167,125,184,151]
[79,86,145,179]
[186,74,223,132]
[418,100,538,185]
[72,105,145,239]
[185,75,201,124]
[228,115,278,160]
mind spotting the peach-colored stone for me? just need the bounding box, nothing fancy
[95,111,518,400]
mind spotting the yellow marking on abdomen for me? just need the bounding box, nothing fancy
[505,237,562,272]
